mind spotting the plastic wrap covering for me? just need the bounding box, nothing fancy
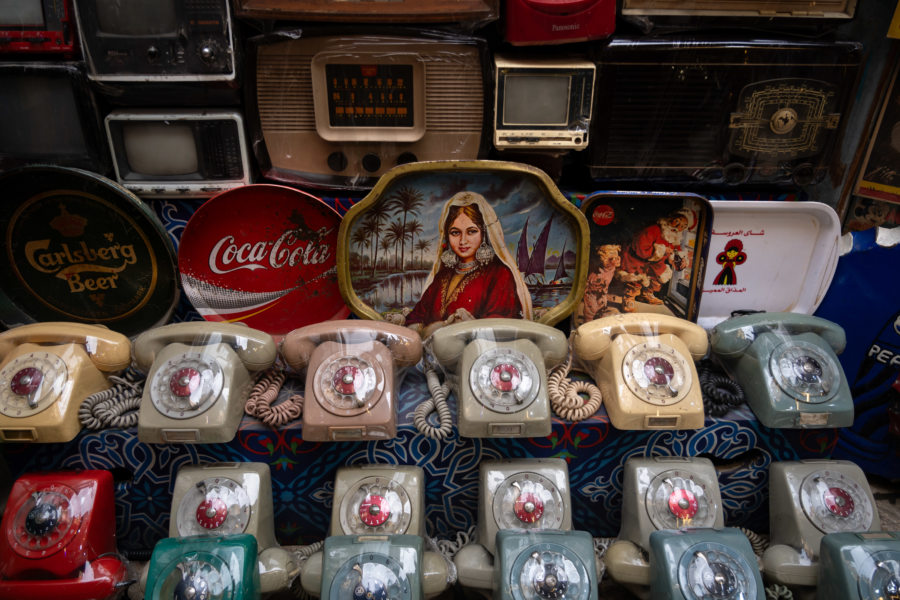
[0,323,131,443]
[0,0,77,54]
[233,0,499,28]
[0,470,130,600]
[621,0,856,19]
[133,321,277,444]
[817,531,900,600]
[503,0,615,46]
[327,465,426,538]
[710,312,853,429]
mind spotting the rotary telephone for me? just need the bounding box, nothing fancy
[495,529,599,600]
[134,321,277,444]
[144,534,260,600]
[710,312,854,429]
[0,322,131,442]
[281,320,423,442]
[572,313,708,430]
[649,528,765,600]
[429,318,569,438]
[454,458,573,590]
[763,459,880,588]
[0,470,129,600]
[605,456,724,593]
[818,531,900,600]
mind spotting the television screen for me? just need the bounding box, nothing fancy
[123,122,198,176]
[0,74,87,158]
[0,0,44,26]
[96,0,177,35]
[504,74,570,126]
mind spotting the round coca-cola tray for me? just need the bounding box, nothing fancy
[178,184,349,337]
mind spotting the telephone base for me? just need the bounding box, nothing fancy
[0,555,127,600]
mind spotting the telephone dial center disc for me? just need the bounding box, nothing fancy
[514,492,544,524]
[359,494,391,527]
[678,542,757,600]
[471,348,539,413]
[317,355,379,415]
[859,551,900,600]
[511,543,590,600]
[340,477,411,535]
[769,340,838,403]
[494,473,564,531]
[159,555,232,600]
[177,477,251,537]
[151,352,224,419]
[0,352,67,417]
[799,470,873,533]
[10,484,79,557]
[330,554,411,600]
[622,342,691,405]
[646,470,716,531]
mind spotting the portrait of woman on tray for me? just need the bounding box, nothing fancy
[402,191,533,338]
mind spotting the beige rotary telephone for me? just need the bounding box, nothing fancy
[454,458,573,590]
[605,456,724,596]
[134,321,277,443]
[281,320,422,442]
[573,313,708,430]
[430,319,569,438]
[0,322,131,442]
[763,459,880,589]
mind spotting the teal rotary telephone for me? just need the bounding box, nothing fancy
[495,529,599,600]
[817,531,900,600]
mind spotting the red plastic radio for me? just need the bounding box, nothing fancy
[503,0,615,46]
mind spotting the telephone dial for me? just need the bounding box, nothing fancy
[572,314,709,430]
[144,534,260,600]
[605,456,724,593]
[763,459,880,588]
[0,322,131,442]
[0,470,129,600]
[329,464,425,537]
[454,458,573,590]
[494,529,599,600]
[281,320,423,441]
[134,321,277,444]
[709,312,853,428]
[817,531,900,600]
[429,318,568,438]
[648,528,765,600]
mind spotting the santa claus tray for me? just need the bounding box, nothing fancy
[337,160,590,335]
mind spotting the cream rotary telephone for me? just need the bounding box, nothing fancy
[0,322,131,442]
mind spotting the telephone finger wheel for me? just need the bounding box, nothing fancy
[151,352,224,419]
[330,554,411,600]
[9,483,80,558]
[511,544,590,600]
[800,470,874,533]
[0,353,67,417]
[646,470,717,531]
[622,342,691,406]
[769,341,839,403]
[858,551,900,600]
[471,348,539,413]
[176,477,251,537]
[678,542,756,600]
[157,555,232,600]
[340,476,412,535]
[316,355,379,416]
[494,473,565,531]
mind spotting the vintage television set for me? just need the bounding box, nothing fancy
[246,30,489,190]
[588,36,862,188]
[105,109,252,198]
[73,0,236,83]
[0,62,109,174]
[232,0,499,24]
[0,0,76,54]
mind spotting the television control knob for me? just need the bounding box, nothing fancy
[147,45,160,62]
[396,152,417,165]
[362,154,381,173]
[198,41,219,64]
[328,152,348,172]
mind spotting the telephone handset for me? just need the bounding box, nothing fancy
[763,460,880,588]
[605,456,724,592]
[0,470,129,600]
[572,313,708,430]
[648,528,765,600]
[710,312,853,428]
[818,531,900,600]
[455,458,572,590]
[281,320,423,441]
[429,318,568,438]
[495,529,599,600]
[144,534,260,600]
[0,322,131,442]
[329,464,425,537]
[134,321,277,444]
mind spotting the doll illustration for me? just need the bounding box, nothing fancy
[713,239,747,285]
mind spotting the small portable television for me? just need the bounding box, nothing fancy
[73,0,236,82]
[0,0,76,54]
[494,55,595,152]
[247,31,488,190]
[0,62,109,174]
[503,0,615,46]
[232,0,499,24]
[105,109,252,198]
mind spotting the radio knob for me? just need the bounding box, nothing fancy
[362,154,381,173]
[199,41,218,64]
[327,152,348,172]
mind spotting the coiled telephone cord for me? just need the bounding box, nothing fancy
[698,359,746,418]
[79,368,145,430]
[415,366,454,440]
[245,368,303,427]
[547,355,603,422]
[738,526,769,558]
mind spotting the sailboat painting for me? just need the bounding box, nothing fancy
[337,160,590,331]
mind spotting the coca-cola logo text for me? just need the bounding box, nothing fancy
[209,227,333,275]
